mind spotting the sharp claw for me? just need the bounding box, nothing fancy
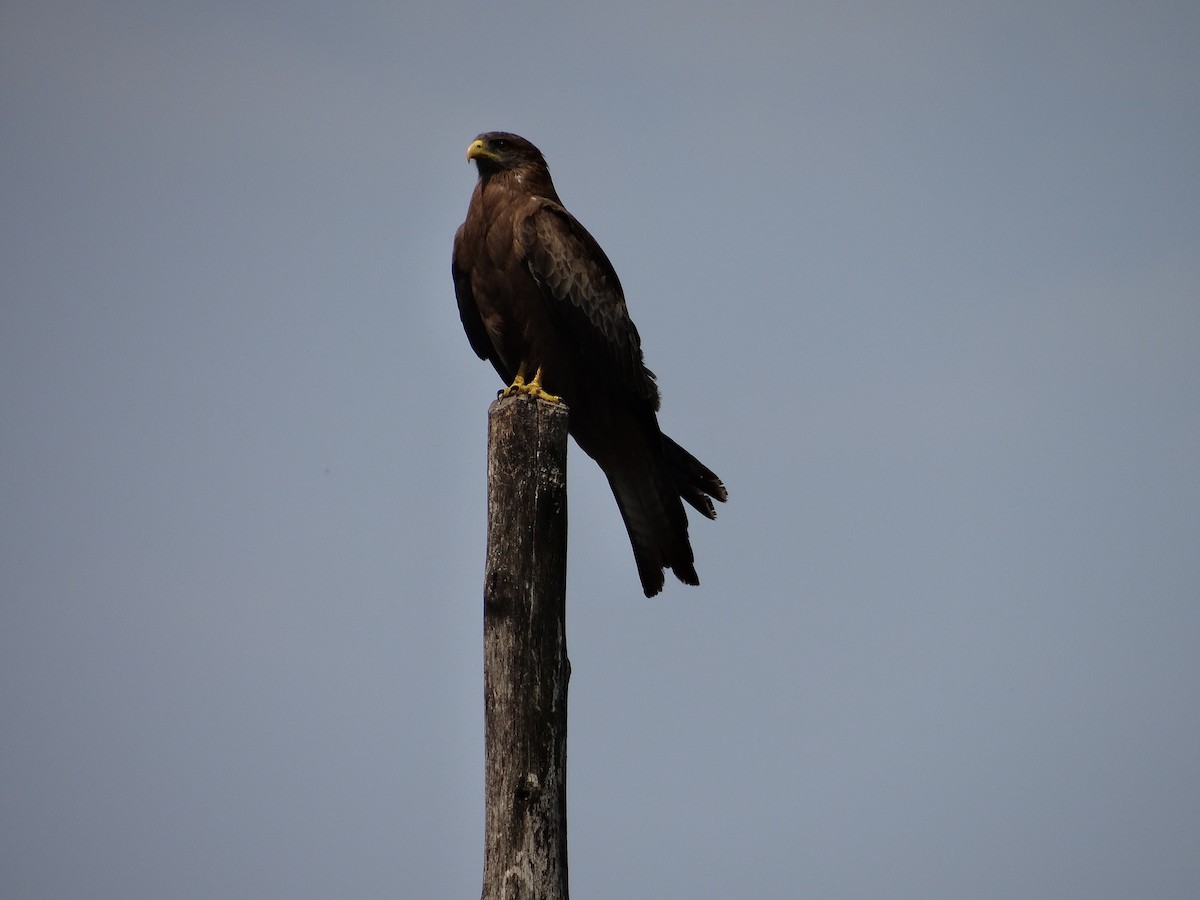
[501,366,561,404]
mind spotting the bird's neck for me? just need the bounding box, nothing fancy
[482,167,560,204]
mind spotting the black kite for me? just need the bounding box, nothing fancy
[452,132,727,596]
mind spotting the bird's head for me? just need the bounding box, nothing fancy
[466,132,549,180]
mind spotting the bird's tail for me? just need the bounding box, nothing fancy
[605,433,727,597]
[662,434,727,519]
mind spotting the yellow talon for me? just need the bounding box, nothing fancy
[525,367,561,403]
[501,364,561,404]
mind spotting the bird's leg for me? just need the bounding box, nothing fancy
[498,362,530,399]
[501,363,561,404]
[524,367,561,403]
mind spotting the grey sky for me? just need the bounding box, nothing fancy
[3,1,1198,898]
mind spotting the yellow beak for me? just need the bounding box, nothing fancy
[466,139,487,161]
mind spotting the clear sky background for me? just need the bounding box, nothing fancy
[3,2,1198,898]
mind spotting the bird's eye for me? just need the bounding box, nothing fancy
[493,139,508,150]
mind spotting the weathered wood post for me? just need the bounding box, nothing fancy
[481,394,570,900]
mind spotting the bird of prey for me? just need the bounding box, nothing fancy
[452,132,727,596]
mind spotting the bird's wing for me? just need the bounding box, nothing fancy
[451,225,496,364]
[521,203,660,408]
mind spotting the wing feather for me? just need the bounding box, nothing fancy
[521,204,659,408]
[451,241,494,364]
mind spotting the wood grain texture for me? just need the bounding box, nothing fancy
[482,395,570,900]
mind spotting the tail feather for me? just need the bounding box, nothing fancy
[662,434,727,520]
[602,433,726,597]
[572,393,727,596]
[605,464,689,597]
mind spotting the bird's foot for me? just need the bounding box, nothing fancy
[501,367,561,404]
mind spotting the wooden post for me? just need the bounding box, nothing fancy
[481,395,570,900]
